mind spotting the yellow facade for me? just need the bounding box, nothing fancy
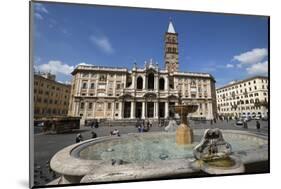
[34,73,71,118]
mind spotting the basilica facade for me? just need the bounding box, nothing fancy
[68,21,217,122]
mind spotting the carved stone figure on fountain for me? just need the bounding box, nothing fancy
[191,128,245,174]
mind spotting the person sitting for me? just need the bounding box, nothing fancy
[111,129,120,136]
[91,131,97,138]
[75,133,83,143]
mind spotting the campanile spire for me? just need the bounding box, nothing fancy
[164,19,179,73]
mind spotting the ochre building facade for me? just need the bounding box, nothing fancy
[34,73,71,118]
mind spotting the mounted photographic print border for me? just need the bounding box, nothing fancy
[29,0,270,188]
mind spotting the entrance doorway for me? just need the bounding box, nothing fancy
[147,102,154,118]
[124,102,131,118]
[159,102,165,118]
[169,102,175,118]
[136,102,142,118]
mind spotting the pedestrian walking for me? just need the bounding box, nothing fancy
[137,125,141,133]
[256,121,261,130]
[243,121,248,129]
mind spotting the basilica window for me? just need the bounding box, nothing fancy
[137,76,143,90]
[80,102,84,109]
[116,83,121,89]
[82,82,87,89]
[148,73,154,90]
[107,103,111,110]
[90,83,95,89]
[191,80,196,86]
[88,102,92,110]
[159,78,165,90]
[126,75,132,87]
[99,74,107,82]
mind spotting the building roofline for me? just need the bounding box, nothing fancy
[216,75,268,90]
[173,71,216,81]
[34,74,71,87]
[71,65,128,75]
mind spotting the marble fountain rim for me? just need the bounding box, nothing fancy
[50,129,268,177]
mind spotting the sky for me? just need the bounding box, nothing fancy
[32,2,269,87]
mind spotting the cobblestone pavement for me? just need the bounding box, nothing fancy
[33,119,268,186]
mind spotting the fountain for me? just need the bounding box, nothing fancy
[49,102,268,185]
[174,104,198,145]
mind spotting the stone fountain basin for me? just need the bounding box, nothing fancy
[50,130,268,184]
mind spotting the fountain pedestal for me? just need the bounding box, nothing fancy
[174,104,198,145]
[176,123,193,145]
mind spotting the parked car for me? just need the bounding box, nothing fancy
[243,117,251,122]
[254,116,261,120]
[236,119,244,126]
[262,116,268,121]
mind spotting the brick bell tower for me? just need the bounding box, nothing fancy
[164,18,179,73]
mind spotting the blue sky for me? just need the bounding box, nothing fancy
[33,2,269,87]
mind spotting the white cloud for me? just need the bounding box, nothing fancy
[246,61,268,75]
[34,13,43,20]
[76,62,93,67]
[226,64,234,68]
[233,48,268,65]
[90,35,114,54]
[237,64,242,68]
[35,3,49,14]
[58,80,71,85]
[35,60,74,75]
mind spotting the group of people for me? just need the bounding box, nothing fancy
[74,116,263,143]
[136,119,152,133]
[75,130,98,143]
[243,120,261,130]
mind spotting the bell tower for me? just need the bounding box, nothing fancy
[164,19,179,73]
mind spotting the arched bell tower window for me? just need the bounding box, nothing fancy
[137,76,143,90]
[159,78,165,90]
[148,73,154,90]
[169,77,174,89]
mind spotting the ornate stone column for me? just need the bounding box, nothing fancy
[130,101,135,119]
[154,101,159,118]
[165,76,169,91]
[93,102,96,118]
[142,101,145,119]
[119,101,123,119]
[112,102,115,119]
[165,101,169,118]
